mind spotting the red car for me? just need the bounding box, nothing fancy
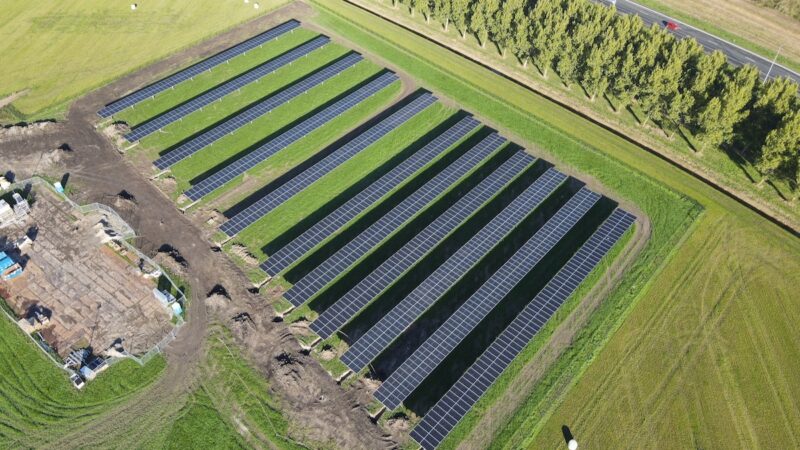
[665,21,680,31]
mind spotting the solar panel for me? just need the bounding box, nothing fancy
[410,209,635,450]
[220,93,438,236]
[99,20,300,117]
[184,72,399,201]
[125,36,331,142]
[153,53,362,170]
[282,133,508,307]
[261,116,480,276]
[374,188,600,410]
[339,168,567,373]
[310,151,534,339]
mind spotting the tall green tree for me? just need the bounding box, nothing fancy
[469,0,500,49]
[495,0,525,58]
[653,38,698,131]
[432,0,453,31]
[756,111,800,185]
[411,0,432,22]
[529,0,571,77]
[580,7,623,100]
[745,76,799,156]
[512,9,533,67]
[451,0,470,38]
[607,14,645,109]
[695,65,760,151]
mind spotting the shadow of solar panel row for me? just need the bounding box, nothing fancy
[410,209,634,450]
[184,71,399,201]
[375,188,600,410]
[261,116,480,276]
[340,167,567,372]
[220,93,438,236]
[311,152,533,339]
[126,36,331,142]
[99,20,300,117]
[153,52,362,170]
[282,132,508,307]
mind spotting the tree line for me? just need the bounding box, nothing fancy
[383,0,800,197]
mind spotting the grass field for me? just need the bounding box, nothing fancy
[311,2,800,448]
[0,0,291,121]
[0,306,166,447]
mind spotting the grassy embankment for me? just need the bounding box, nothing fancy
[0,0,289,122]
[312,2,800,449]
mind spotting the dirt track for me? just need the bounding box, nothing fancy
[0,3,392,448]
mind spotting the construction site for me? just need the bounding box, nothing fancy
[0,179,184,388]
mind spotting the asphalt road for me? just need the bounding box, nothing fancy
[597,0,800,83]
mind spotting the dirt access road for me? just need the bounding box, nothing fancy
[0,3,391,448]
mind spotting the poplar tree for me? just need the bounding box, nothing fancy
[512,9,533,67]
[657,39,698,133]
[607,15,644,109]
[415,0,432,22]
[756,112,800,185]
[695,65,759,151]
[580,7,622,100]
[469,0,500,49]
[432,0,453,31]
[451,0,470,38]
[746,77,799,155]
[531,0,572,78]
[496,0,525,58]
[627,24,666,120]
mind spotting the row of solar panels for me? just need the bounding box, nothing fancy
[99,20,300,118]
[226,99,633,447]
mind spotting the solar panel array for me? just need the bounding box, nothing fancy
[410,209,634,450]
[184,72,399,201]
[261,116,480,276]
[374,188,600,410]
[310,152,533,339]
[153,52,363,170]
[126,36,331,142]
[220,93,438,236]
[340,168,567,372]
[282,133,508,307]
[99,20,300,118]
